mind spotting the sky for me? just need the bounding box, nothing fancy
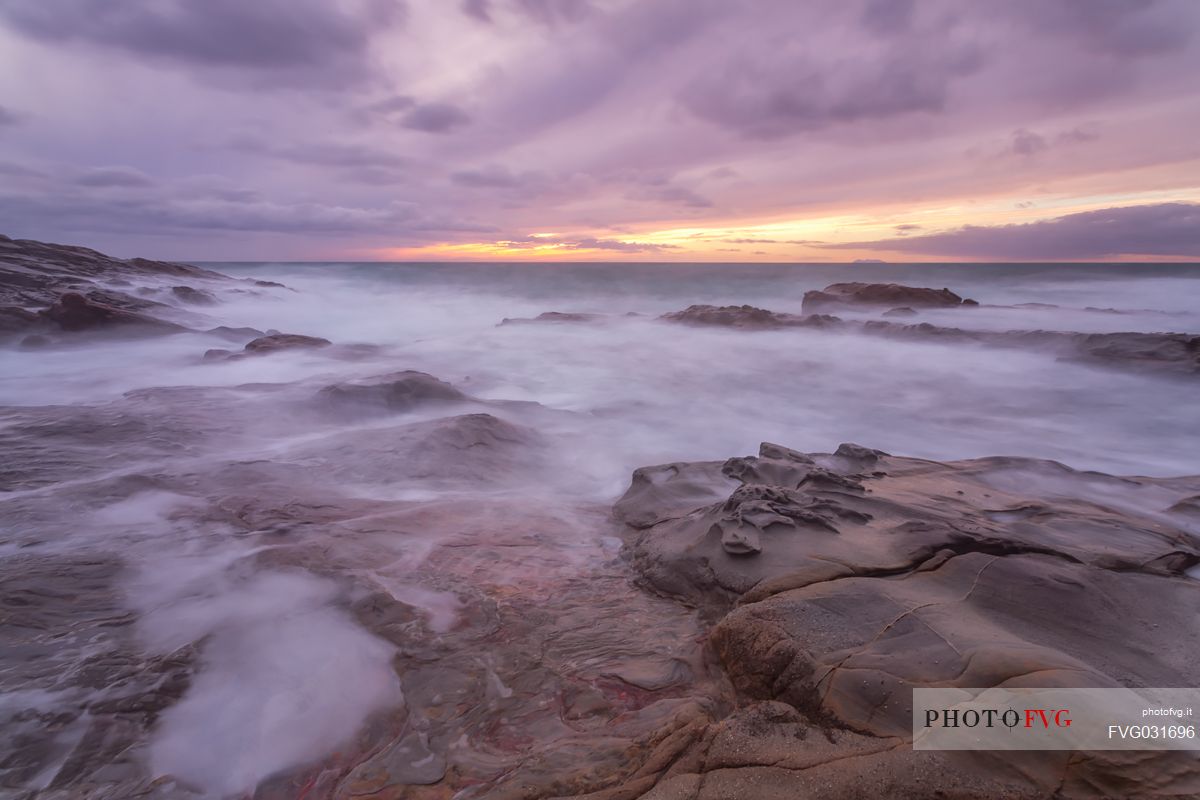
[0,0,1198,262]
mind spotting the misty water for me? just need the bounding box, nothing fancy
[2,262,1199,797]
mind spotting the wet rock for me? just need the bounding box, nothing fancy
[18,333,50,349]
[883,306,917,317]
[41,292,185,335]
[316,370,468,417]
[500,311,603,325]
[169,285,217,305]
[205,325,266,343]
[613,461,737,529]
[803,282,973,313]
[241,333,331,355]
[254,279,288,288]
[660,304,842,329]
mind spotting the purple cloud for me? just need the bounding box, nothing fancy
[74,166,154,187]
[400,102,471,133]
[833,203,1200,259]
[0,0,402,86]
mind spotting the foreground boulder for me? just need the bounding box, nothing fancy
[613,443,1200,797]
[802,282,976,313]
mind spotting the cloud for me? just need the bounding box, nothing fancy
[832,203,1200,259]
[0,105,21,126]
[0,0,403,86]
[226,137,406,170]
[399,102,471,133]
[1003,0,1192,58]
[461,0,594,26]
[451,165,527,188]
[494,235,677,253]
[680,8,984,139]
[74,166,155,187]
[625,184,712,209]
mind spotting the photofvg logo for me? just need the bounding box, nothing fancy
[913,688,1200,751]
[924,706,1072,731]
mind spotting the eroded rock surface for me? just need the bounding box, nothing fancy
[607,442,1200,798]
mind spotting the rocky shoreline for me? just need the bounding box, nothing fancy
[2,237,1199,799]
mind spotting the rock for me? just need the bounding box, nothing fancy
[241,333,331,355]
[203,348,233,361]
[660,304,842,329]
[169,285,217,305]
[499,311,603,325]
[316,371,468,416]
[1,235,228,313]
[613,442,1200,798]
[205,325,266,343]
[40,292,185,335]
[254,279,287,288]
[883,306,917,317]
[613,461,737,529]
[802,282,973,313]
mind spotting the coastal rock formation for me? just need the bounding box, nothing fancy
[659,301,1200,378]
[610,443,1200,798]
[802,282,975,313]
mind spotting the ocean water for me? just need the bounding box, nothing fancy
[1,261,1198,796]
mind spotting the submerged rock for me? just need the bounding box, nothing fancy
[802,282,975,313]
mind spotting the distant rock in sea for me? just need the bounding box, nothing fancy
[802,281,977,313]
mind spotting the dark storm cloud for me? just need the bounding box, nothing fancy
[0,0,403,86]
[399,102,471,133]
[836,203,1200,259]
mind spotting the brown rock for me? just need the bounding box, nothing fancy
[241,333,331,354]
[803,282,972,313]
